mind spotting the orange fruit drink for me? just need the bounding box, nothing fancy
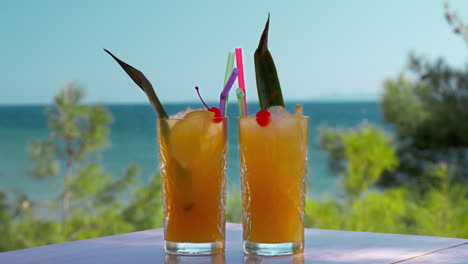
[103,48,237,255]
[238,105,308,255]
[158,109,227,254]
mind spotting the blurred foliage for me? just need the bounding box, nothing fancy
[444,2,468,43]
[319,125,398,200]
[0,84,163,252]
[226,191,242,223]
[380,56,468,189]
[308,126,468,238]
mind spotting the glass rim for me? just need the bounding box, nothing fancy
[236,115,309,119]
[156,116,228,121]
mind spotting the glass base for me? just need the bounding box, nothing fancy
[243,240,304,256]
[165,253,225,263]
[164,240,224,256]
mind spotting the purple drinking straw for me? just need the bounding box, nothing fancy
[219,68,240,117]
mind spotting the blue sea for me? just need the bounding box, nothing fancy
[0,102,391,201]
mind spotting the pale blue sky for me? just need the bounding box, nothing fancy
[1,0,467,104]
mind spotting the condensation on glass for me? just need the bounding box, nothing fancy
[238,115,309,256]
[157,117,227,255]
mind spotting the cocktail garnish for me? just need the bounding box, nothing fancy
[236,88,246,117]
[195,86,222,123]
[219,68,240,117]
[256,110,271,127]
[294,104,303,116]
[104,49,168,119]
[254,14,285,109]
[223,51,236,115]
[235,48,248,115]
[263,91,279,111]
[256,91,279,127]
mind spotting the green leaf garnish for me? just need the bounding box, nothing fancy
[254,14,285,109]
[104,49,168,119]
[104,50,192,204]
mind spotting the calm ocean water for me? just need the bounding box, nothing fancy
[0,102,391,201]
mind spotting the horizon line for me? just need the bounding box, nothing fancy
[0,99,380,107]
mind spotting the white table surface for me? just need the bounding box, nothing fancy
[0,223,467,264]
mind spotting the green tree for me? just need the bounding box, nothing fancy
[309,125,468,238]
[20,83,163,247]
[308,125,406,233]
[380,56,468,189]
[411,163,468,238]
[0,191,14,250]
[0,188,63,251]
[319,124,398,200]
[122,172,163,230]
[29,83,116,223]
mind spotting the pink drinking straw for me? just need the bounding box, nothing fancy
[219,68,240,117]
[235,48,248,115]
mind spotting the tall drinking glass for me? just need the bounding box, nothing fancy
[157,116,227,255]
[238,115,309,256]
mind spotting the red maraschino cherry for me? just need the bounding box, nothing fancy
[256,91,279,127]
[256,109,271,126]
[195,86,222,123]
